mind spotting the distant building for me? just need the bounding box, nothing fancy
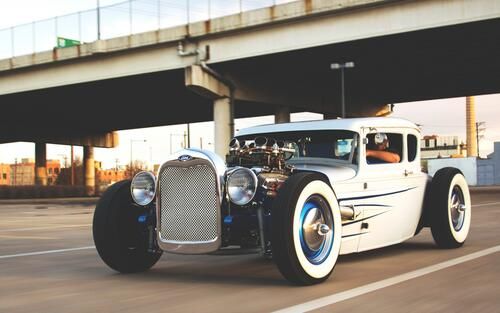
[95,162,126,187]
[0,164,11,185]
[10,158,60,185]
[46,160,61,185]
[11,158,35,185]
[427,141,500,186]
[477,142,500,185]
[421,135,466,159]
[96,169,126,186]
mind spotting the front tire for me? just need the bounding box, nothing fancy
[93,180,162,273]
[429,168,471,248]
[272,173,342,285]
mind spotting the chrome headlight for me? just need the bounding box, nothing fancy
[227,167,258,205]
[131,171,156,206]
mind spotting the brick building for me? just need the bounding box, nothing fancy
[95,162,126,187]
[0,164,11,185]
[96,169,126,186]
[10,158,60,185]
[46,160,61,185]
[11,159,35,185]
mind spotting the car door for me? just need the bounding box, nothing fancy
[399,131,428,239]
[354,128,423,252]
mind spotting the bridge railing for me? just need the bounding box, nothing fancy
[0,0,297,60]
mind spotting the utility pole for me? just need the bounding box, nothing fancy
[13,158,17,186]
[70,146,75,186]
[476,121,486,158]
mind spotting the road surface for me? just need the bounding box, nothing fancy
[0,190,498,313]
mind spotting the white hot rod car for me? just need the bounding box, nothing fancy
[93,117,471,285]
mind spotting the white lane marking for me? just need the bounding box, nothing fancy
[473,201,500,208]
[273,245,500,313]
[0,224,92,232]
[0,246,95,260]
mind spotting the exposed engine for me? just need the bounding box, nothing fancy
[226,136,296,196]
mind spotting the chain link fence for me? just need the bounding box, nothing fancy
[0,0,297,60]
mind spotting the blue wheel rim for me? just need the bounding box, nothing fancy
[298,195,334,265]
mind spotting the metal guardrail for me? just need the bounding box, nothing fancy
[0,0,297,60]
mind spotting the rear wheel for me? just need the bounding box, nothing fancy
[93,180,162,273]
[272,173,341,285]
[429,168,471,248]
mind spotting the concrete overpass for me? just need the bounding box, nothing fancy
[1,0,499,193]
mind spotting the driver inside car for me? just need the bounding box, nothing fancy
[366,132,401,163]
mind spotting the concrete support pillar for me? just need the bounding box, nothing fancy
[214,97,233,158]
[275,106,290,124]
[466,96,477,157]
[185,64,233,158]
[83,146,95,196]
[35,142,47,186]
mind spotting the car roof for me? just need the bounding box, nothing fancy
[236,117,420,137]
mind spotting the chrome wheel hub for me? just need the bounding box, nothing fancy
[450,186,466,231]
[299,195,334,265]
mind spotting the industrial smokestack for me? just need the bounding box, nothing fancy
[466,96,477,157]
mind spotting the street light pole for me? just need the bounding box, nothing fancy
[97,0,101,40]
[330,61,355,118]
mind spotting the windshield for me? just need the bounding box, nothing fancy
[236,130,359,164]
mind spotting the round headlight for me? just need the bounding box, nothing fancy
[227,168,258,205]
[131,171,156,206]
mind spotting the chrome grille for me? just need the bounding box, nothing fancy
[158,161,219,243]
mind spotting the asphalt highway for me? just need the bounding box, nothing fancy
[0,190,499,313]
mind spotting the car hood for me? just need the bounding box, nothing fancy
[288,159,357,183]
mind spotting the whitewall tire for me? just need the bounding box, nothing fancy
[429,168,471,248]
[272,173,341,285]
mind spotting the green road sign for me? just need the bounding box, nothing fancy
[57,37,80,48]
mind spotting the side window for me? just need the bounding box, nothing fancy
[366,132,403,164]
[408,134,418,162]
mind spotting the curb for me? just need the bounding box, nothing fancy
[0,197,99,205]
[469,186,500,194]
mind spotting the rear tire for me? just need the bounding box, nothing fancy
[272,173,341,285]
[429,168,471,248]
[93,180,162,273]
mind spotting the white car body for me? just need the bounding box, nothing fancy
[94,116,470,285]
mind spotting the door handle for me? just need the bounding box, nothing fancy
[404,169,414,176]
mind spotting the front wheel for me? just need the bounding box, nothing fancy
[272,173,342,285]
[429,168,471,248]
[93,180,162,273]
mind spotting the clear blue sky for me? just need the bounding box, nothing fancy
[0,0,499,168]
